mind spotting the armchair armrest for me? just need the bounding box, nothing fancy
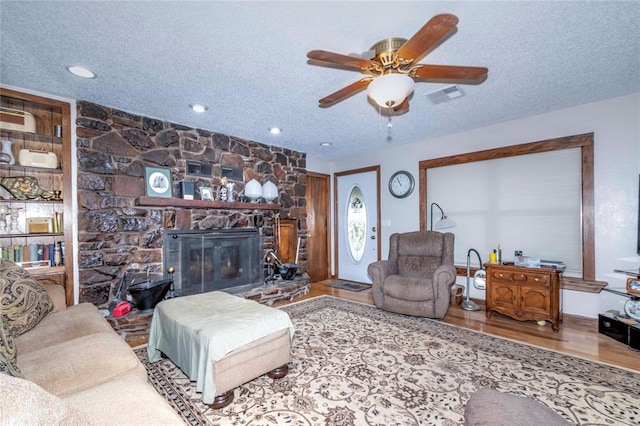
[367,260,397,283]
[433,263,457,291]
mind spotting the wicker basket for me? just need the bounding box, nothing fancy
[450,284,464,306]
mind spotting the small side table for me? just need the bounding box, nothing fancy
[485,263,563,332]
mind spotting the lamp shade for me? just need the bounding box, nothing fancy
[262,181,278,202]
[367,73,415,108]
[435,217,456,230]
[244,179,262,202]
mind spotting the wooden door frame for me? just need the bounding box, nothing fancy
[306,171,331,281]
[333,165,381,280]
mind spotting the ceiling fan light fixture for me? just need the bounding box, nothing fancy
[367,73,414,108]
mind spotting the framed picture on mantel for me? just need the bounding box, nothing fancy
[145,167,172,198]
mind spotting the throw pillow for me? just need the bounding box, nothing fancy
[0,370,90,425]
[0,259,53,336]
[0,310,22,377]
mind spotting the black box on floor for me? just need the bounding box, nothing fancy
[629,325,640,350]
[598,314,628,344]
[599,314,640,349]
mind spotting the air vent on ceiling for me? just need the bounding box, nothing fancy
[425,85,465,104]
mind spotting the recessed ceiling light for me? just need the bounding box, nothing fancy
[66,65,96,79]
[320,142,332,147]
[268,127,282,135]
[189,103,208,113]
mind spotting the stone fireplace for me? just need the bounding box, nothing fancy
[75,100,309,311]
[163,228,263,296]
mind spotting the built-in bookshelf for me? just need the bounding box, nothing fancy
[0,88,73,305]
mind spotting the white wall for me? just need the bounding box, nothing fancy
[310,93,640,318]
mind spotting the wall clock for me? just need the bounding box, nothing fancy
[389,170,414,198]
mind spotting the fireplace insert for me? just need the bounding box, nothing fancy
[163,228,262,297]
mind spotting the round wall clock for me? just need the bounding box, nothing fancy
[388,170,415,198]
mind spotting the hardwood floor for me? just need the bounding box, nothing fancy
[281,280,640,372]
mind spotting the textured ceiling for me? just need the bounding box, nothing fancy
[1,1,639,159]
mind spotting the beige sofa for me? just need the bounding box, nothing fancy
[1,266,184,425]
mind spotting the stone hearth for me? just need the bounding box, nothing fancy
[107,275,310,346]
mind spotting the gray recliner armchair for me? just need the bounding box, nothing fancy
[367,230,456,318]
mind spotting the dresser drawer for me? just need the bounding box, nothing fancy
[490,269,550,286]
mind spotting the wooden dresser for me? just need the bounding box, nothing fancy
[485,263,563,332]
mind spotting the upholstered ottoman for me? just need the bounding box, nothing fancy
[464,389,571,426]
[147,291,294,408]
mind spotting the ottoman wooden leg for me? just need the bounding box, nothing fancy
[267,364,289,379]
[211,390,234,409]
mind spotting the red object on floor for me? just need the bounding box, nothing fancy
[113,301,131,317]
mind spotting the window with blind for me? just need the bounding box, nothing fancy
[418,133,595,284]
[427,148,582,276]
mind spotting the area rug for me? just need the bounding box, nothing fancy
[136,296,639,425]
[325,281,372,292]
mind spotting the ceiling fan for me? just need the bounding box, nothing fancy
[307,14,488,113]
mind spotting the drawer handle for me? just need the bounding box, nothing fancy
[534,277,539,282]
[499,273,504,278]
[603,321,611,328]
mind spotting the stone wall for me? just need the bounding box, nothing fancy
[75,101,307,307]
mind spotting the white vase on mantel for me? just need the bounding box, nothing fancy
[262,181,278,203]
[244,179,262,202]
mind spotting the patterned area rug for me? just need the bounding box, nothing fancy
[136,296,639,425]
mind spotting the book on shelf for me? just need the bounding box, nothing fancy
[0,242,62,267]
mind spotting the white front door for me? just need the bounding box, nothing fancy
[336,168,380,283]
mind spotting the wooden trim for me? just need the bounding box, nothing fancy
[419,133,597,288]
[333,165,381,279]
[136,196,279,210]
[562,276,607,293]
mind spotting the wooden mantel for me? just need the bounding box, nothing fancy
[136,196,279,210]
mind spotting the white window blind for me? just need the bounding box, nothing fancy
[427,148,582,276]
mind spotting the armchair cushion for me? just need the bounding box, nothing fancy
[384,276,434,301]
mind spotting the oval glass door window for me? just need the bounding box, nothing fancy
[346,185,367,263]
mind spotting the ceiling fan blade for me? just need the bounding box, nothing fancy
[412,64,488,83]
[396,14,459,63]
[318,78,373,107]
[307,50,374,71]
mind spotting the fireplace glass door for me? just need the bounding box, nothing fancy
[163,229,261,297]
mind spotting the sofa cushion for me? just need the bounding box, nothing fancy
[0,259,53,336]
[0,371,89,425]
[15,302,114,355]
[0,313,21,377]
[18,331,146,397]
[64,374,184,425]
[464,388,571,425]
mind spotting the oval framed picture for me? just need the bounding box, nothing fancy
[145,167,172,198]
